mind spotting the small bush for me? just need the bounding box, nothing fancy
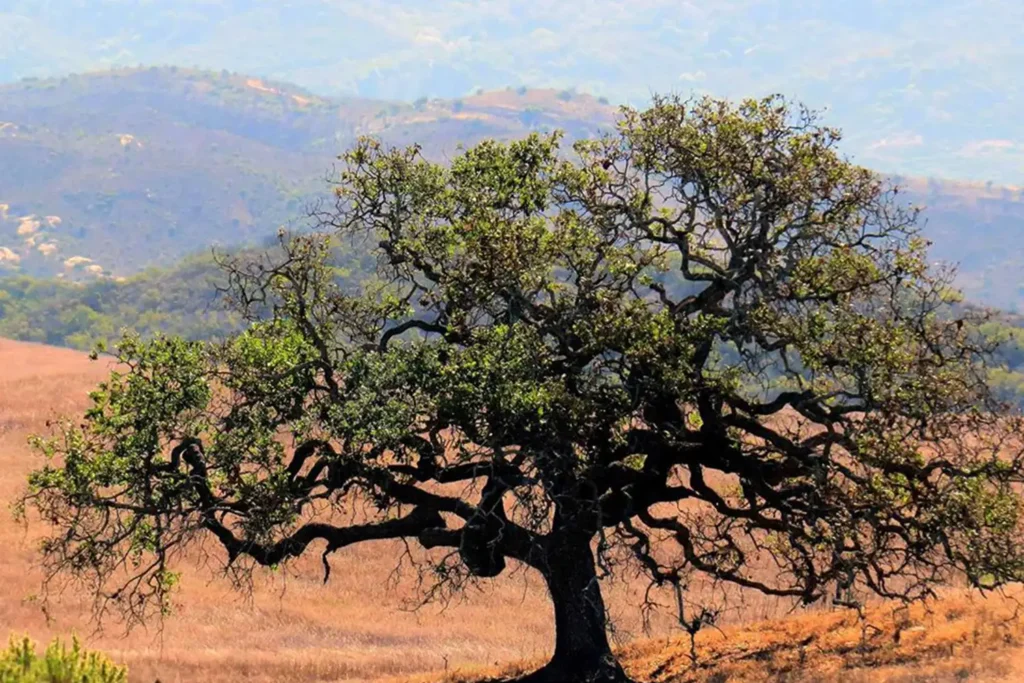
[0,636,126,683]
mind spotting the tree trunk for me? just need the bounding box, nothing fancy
[520,537,631,683]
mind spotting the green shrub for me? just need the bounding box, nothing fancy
[0,636,126,683]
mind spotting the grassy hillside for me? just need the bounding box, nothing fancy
[0,67,1020,309]
[0,339,570,682]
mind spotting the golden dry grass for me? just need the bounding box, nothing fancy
[2,337,1024,682]
[0,339,670,682]
[394,593,1024,683]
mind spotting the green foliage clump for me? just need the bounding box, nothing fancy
[0,636,126,683]
[0,243,374,352]
[985,315,1024,404]
[0,253,240,350]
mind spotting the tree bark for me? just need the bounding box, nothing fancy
[519,537,631,683]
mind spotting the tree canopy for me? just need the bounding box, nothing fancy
[24,94,1024,683]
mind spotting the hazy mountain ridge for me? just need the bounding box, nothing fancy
[0,67,1020,311]
[0,68,613,278]
[890,176,1024,310]
[3,0,1022,183]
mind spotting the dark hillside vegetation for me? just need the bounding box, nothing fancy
[987,310,1024,403]
[0,253,239,349]
[0,236,376,350]
[4,245,1021,396]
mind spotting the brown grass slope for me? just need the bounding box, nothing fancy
[396,595,1024,683]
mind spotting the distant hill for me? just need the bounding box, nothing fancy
[0,67,1020,312]
[0,68,613,280]
[3,1,1023,185]
[890,176,1024,312]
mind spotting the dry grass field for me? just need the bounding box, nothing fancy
[396,594,1024,683]
[2,337,1024,682]
[0,338,677,682]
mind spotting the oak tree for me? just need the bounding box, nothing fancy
[25,95,1024,682]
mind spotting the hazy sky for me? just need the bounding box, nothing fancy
[2,0,1021,183]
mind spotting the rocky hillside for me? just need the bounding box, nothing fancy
[0,68,613,279]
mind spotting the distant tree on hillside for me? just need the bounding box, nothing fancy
[519,106,542,129]
[23,95,1024,683]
